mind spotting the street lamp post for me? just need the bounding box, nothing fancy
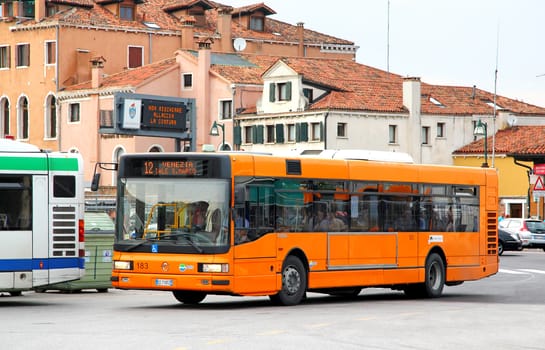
[473,119,489,168]
[209,121,225,150]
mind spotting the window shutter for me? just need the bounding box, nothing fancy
[319,121,324,141]
[251,126,257,143]
[275,124,284,143]
[295,123,301,142]
[234,125,242,146]
[269,83,276,102]
[286,82,292,100]
[256,125,264,144]
[300,122,308,142]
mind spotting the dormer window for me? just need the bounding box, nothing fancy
[120,5,135,21]
[269,82,292,102]
[250,15,264,31]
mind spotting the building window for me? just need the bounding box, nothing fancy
[249,16,264,31]
[0,45,10,69]
[437,122,445,138]
[388,125,397,144]
[244,126,253,144]
[120,5,135,20]
[219,100,232,120]
[182,73,193,89]
[69,103,80,123]
[422,126,430,145]
[18,96,29,140]
[311,122,321,141]
[128,46,143,69]
[16,44,30,67]
[1,97,9,137]
[45,41,56,65]
[266,125,275,143]
[287,124,296,142]
[269,82,292,102]
[22,0,34,17]
[46,4,59,16]
[337,122,346,137]
[45,95,57,139]
[303,88,313,103]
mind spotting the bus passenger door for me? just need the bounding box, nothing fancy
[32,175,49,287]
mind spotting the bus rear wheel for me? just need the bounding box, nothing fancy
[172,290,207,304]
[404,252,445,298]
[269,255,307,306]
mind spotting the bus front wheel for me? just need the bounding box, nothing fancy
[269,255,307,306]
[172,290,207,304]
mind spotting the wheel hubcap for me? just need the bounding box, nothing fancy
[283,266,301,295]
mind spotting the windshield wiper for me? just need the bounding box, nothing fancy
[159,232,204,253]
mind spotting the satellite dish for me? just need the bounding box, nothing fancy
[233,38,247,52]
[507,116,517,127]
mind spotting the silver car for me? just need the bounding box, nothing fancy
[498,218,545,251]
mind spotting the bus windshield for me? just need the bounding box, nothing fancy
[119,178,230,248]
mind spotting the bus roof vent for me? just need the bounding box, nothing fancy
[286,159,302,175]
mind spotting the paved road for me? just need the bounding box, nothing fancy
[1,250,545,350]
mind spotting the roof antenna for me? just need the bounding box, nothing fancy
[492,23,500,168]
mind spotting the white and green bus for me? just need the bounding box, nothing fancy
[0,138,85,296]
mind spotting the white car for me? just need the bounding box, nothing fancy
[498,218,545,250]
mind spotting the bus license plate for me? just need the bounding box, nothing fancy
[155,279,173,287]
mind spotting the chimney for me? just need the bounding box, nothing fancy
[197,41,211,149]
[402,77,421,116]
[90,56,106,89]
[217,6,233,52]
[181,17,196,50]
[35,0,46,21]
[297,22,305,57]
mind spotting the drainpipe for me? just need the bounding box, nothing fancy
[514,158,532,218]
[323,111,329,149]
[56,25,60,150]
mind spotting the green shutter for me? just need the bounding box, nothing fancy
[319,121,324,141]
[286,82,292,100]
[269,83,276,102]
[256,125,264,144]
[275,124,284,143]
[300,122,308,142]
[234,125,242,146]
[295,123,301,142]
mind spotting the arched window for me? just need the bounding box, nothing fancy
[148,145,163,152]
[0,97,9,137]
[45,94,57,139]
[18,96,29,140]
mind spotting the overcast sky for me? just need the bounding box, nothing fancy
[227,0,545,107]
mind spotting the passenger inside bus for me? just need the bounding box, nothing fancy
[234,210,250,244]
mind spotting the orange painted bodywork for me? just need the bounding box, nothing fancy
[112,154,499,296]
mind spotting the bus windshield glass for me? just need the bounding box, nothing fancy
[119,178,230,248]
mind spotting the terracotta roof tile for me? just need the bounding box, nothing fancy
[454,126,545,156]
[64,57,177,91]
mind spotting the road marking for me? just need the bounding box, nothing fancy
[499,268,530,275]
[519,269,545,275]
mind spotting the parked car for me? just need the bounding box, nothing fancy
[498,218,545,251]
[498,227,523,255]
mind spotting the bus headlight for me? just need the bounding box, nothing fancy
[200,263,229,273]
[114,260,133,270]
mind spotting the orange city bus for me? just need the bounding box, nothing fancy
[107,152,499,306]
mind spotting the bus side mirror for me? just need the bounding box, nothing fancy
[91,173,101,192]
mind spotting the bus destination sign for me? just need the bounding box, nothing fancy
[141,99,187,131]
[142,159,202,177]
